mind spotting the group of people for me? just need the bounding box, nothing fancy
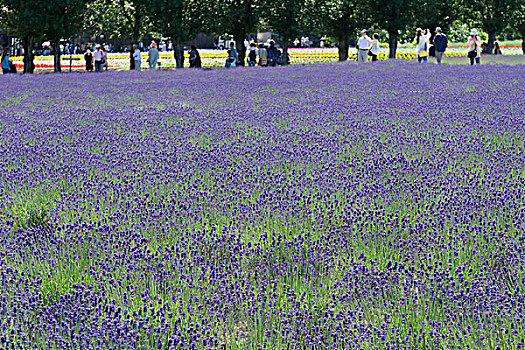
[225,40,285,68]
[1,48,17,74]
[83,45,109,72]
[356,30,380,62]
[414,27,485,65]
[130,42,159,71]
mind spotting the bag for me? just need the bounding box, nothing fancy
[468,38,478,58]
[418,37,428,57]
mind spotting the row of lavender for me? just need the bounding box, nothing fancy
[0,61,524,349]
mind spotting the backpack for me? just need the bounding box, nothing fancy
[249,49,257,61]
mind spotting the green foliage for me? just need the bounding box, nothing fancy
[10,200,51,230]
[307,0,367,60]
[510,3,525,37]
[84,0,154,42]
[40,0,86,39]
[5,189,56,230]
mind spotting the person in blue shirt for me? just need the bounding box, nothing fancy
[1,49,10,74]
[433,27,448,64]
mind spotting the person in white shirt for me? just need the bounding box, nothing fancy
[93,45,103,72]
[467,29,481,65]
[368,33,380,62]
[415,28,431,63]
[133,44,141,71]
[357,29,372,63]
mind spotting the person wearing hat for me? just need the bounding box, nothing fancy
[433,27,448,64]
[467,29,481,65]
[84,47,94,72]
[148,42,159,70]
[415,28,431,63]
[357,29,372,63]
[133,44,141,71]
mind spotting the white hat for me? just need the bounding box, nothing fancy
[435,27,442,33]
[361,29,368,34]
[470,29,478,36]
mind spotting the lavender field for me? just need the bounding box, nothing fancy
[1,61,525,349]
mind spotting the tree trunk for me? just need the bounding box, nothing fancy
[282,41,289,65]
[53,38,62,73]
[234,35,247,67]
[337,39,349,61]
[22,37,35,74]
[487,31,495,55]
[522,35,525,55]
[174,39,185,69]
[388,30,398,59]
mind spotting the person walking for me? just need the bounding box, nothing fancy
[467,29,481,65]
[493,42,502,55]
[94,45,103,72]
[189,45,202,68]
[368,33,380,62]
[129,45,135,70]
[433,27,448,64]
[357,30,371,63]
[84,47,94,71]
[258,43,268,66]
[148,42,159,70]
[1,49,10,74]
[133,44,142,71]
[267,40,279,67]
[247,42,258,66]
[101,46,108,71]
[225,42,238,68]
[415,28,431,63]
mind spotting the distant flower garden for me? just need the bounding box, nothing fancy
[10,46,523,71]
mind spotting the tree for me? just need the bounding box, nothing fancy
[0,0,49,73]
[85,0,153,44]
[510,3,525,53]
[41,0,86,72]
[415,0,459,40]
[372,0,421,58]
[460,0,520,54]
[263,0,304,65]
[309,0,366,61]
[149,0,210,68]
[215,0,262,66]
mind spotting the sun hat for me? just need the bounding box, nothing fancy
[361,29,368,34]
[470,29,478,36]
[435,27,442,33]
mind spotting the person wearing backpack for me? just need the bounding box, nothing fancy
[247,42,258,66]
[225,42,238,68]
[433,27,448,64]
[267,40,278,67]
[415,28,431,63]
[189,45,202,68]
[467,29,481,65]
[258,43,268,66]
